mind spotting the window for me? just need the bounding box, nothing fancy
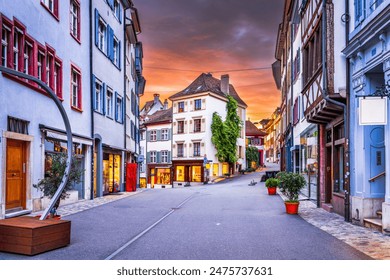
[150,130,157,141]
[70,0,80,42]
[161,150,168,163]
[54,60,62,98]
[94,79,103,113]
[156,168,170,184]
[113,0,121,21]
[194,99,202,110]
[193,142,201,157]
[1,26,9,67]
[177,120,184,134]
[150,151,157,163]
[41,0,59,19]
[45,54,52,86]
[71,65,82,110]
[13,30,20,70]
[161,129,169,140]
[23,42,33,75]
[106,88,113,118]
[194,119,201,133]
[192,166,202,182]
[113,36,120,67]
[302,24,322,85]
[177,143,184,157]
[178,101,184,112]
[115,94,123,123]
[98,19,106,53]
[37,51,44,81]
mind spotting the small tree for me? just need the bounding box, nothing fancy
[34,153,83,216]
[211,95,242,173]
[246,146,259,168]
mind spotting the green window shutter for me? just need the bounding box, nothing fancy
[168,128,171,140]
[157,130,161,141]
[146,131,151,142]
[168,151,171,163]
[157,152,161,163]
[146,152,150,163]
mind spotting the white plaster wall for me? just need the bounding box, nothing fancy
[146,123,172,153]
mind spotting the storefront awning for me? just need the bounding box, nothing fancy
[39,124,93,146]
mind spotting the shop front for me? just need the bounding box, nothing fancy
[172,160,204,187]
[102,151,122,194]
[147,165,172,188]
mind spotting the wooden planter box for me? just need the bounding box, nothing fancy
[0,216,71,255]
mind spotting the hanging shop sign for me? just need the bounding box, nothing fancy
[359,97,387,126]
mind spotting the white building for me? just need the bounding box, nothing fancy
[143,107,173,189]
[169,73,247,187]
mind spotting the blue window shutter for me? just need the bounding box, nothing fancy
[157,152,161,163]
[157,130,161,141]
[119,5,122,24]
[92,75,96,110]
[115,92,118,121]
[102,83,106,114]
[118,41,121,69]
[106,25,111,57]
[122,95,125,123]
[108,0,114,9]
[95,9,99,47]
[168,151,171,163]
[168,129,171,140]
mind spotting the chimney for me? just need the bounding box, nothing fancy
[221,74,229,94]
[153,93,160,103]
[163,99,168,110]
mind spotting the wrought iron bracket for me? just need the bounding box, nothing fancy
[355,80,390,99]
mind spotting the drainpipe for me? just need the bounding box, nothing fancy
[321,0,350,221]
[344,0,351,222]
[123,6,128,192]
[89,0,95,200]
[290,21,294,174]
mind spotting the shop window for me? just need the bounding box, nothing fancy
[102,153,121,193]
[140,177,146,188]
[192,166,202,182]
[213,163,219,176]
[222,163,229,175]
[157,168,170,184]
[176,166,185,181]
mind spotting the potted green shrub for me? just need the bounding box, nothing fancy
[265,177,279,195]
[278,172,306,214]
[34,153,83,218]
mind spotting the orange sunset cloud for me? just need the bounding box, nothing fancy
[134,0,284,121]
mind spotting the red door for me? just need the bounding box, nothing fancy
[126,163,137,192]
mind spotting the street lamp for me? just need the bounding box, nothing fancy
[0,66,73,220]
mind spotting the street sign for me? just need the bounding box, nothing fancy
[137,155,145,163]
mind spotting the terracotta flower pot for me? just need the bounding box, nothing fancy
[284,201,299,214]
[267,186,277,195]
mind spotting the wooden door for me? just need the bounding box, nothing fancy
[6,139,26,210]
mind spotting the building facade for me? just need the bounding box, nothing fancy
[144,108,173,188]
[343,0,390,232]
[169,73,247,187]
[0,0,92,218]
[275,0,349,213]
[245,120,266,167]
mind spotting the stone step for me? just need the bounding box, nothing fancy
[363,218,383,232]
[376,210,382,218]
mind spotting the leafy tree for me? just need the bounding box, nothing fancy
[246,146,259,168]
[34,153,83,215]
[211,95,242,172]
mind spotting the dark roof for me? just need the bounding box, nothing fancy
[144,108,172,125]
[246,121,267,137]
[169,73,247,107]
[140,100,155,114]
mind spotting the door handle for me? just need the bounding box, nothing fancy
[12,173,17,177]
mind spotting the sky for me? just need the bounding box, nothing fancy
[134,0,284,121]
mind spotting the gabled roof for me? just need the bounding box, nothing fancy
[141,100,154,113]
[144,108,172,125]
[246,121,267,137]
[169,73,247,107]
